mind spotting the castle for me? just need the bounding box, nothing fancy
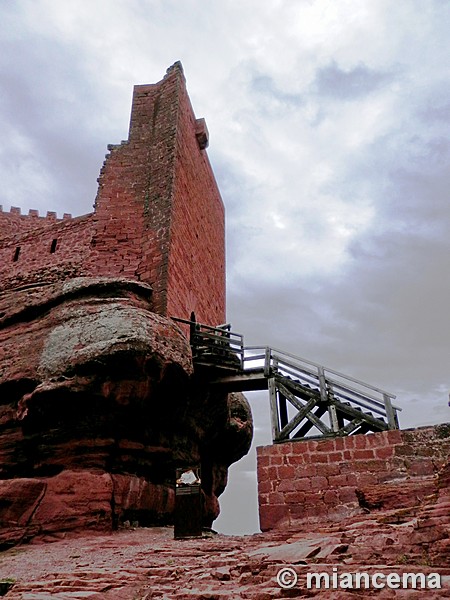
[0,63,252,545]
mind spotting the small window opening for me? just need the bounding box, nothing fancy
[50,238,58,253]
[13,246,20,262]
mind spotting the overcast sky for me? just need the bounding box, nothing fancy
[1,0,449,535]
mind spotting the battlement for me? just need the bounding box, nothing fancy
[0,205,73,220]
[0,204,76,246]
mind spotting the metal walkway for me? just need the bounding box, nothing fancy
[172,317,401,443]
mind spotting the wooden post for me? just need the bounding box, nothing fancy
[328,403,340,434]
[264,347,271,378]
[189,311,196,345]
[383,394,398,429]
[318,366,329,404]
[268,377,280,442]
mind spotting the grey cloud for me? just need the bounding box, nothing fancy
[0,30,127,215]
[250,74,303,108]
[315,61,396,100]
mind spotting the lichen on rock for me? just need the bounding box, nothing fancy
[0,278,252,547]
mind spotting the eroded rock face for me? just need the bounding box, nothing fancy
[0,278,253,546]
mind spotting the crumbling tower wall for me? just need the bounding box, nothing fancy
[0,62,225,327]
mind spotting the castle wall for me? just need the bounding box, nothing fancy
[0,63,225,327]
[257,424,450,531]
[0,213,93,290]
[167,74,225,324]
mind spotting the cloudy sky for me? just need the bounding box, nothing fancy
[1,0,449,534]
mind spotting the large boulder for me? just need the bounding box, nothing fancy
[0,278,252,546]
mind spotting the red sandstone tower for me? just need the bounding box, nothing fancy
[0,64,252,544]
[0,62,225,326]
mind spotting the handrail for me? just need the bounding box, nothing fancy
[241,346,401,420]
[243,345,397,400]
[170,318,401,429]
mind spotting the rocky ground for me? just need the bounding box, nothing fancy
[1,508,449,600]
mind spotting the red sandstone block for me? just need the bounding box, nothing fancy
[339,461,353,474]
[259,504,290,531]
[278,479,295,493]
[304,439,318,452]
[270,455,284,466]
[295,464,317,478]
[393,443,415,457]
[343,450,352,460]
[304,491,323,505]
[344,436,356,449]
[259,493,269,505]
[374,471,392,483]
[328,451,344,462]
[288,504,307,518]
[274,442,292,454]
[267,466,279,480]
[310,453,329,463]
[256,467,268,483]
[304,503,327,518]
[284,491,307,504]
[323,490,339,505]
[328,474,349,487]
[257,455,270,468]
[364,432,385,448]
[353,449,375,460]
[408,459,436,476]
[355,473,376,487]
[315,463,340,477]
[294,478,312,492]
[258,480,272,494]
[352,459,385,473]
[354,435,368,449]
[287,453,305,466]
[346,473,358,486]
[338,487,357,503]
[383,429,403,444]
[375,446,394,459]
[268,492,284,504]
[278,465,295,479]
[311,476,328,490]
[334,437,345,451]
[316,439,335,452]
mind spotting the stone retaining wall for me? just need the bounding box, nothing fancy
[257,423,450,531]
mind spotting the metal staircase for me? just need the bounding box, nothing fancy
[172,317,401,443]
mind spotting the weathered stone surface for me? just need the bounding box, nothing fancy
[0,278,252,545]
[1,515,449,599]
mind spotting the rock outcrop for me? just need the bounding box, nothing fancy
[0,278,252,546]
